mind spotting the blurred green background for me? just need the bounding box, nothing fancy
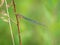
[0,0,60,45]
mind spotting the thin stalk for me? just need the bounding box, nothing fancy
[4,0,15,45]
[12,0,22,45]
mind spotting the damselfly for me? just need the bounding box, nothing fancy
[16,14,47,28]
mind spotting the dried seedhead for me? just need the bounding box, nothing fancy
[0,0,4,7]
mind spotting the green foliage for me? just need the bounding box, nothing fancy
[0,0,60,45]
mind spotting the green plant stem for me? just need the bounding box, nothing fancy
[5,0,15,45]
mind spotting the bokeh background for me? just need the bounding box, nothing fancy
[0,0,60,45]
